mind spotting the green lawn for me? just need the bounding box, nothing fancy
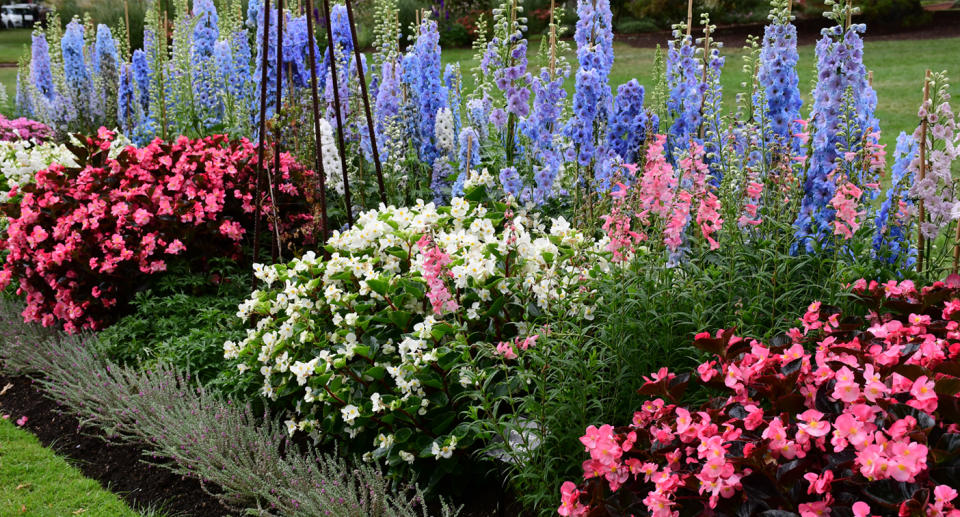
[0,417,139,517]
[0,28,30,63]
[444,36,960,154]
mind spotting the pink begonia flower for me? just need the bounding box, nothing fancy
[557,482,586,517]
[15,416,27,426]
[743,404,764,431]
[907,375,938,412]
[799,499,831,517]
[697,360,718,382]
[165,239,186,255]
[803,470,834,495]
[832,366,861,403]
[852,502,872,517]
[133,208,152,225]
[798,409,831,438]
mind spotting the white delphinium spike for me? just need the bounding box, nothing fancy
[319,118,344,195]
[434,107,455,154]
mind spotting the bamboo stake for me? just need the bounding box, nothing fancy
[321,0,354,226]
[868,70,873,87]
[123,0,131,53]
[269,0,286,263]
[954,211,960,274]
[304,0,329,244]
[344,0,386,203]
[686,0,693,36]
[253,0,272,276]
[548,0,556,78]
[160,11,168,141]
[917,69,930,274]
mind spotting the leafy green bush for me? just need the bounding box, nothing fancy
[93,258,253,397]
[614,18,659,34]
[859,0,930,27]
[226,179,609,485]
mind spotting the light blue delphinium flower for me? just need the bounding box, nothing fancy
[794,17,877,252]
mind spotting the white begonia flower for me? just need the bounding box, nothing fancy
[375,433,394,450]
[290,358,318,386]
[223,340,240,359]
[399,451,415,464]
[371,392,386,413]
[341,404,360,425]
[285,419,298,436]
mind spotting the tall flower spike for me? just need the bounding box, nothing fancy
[794,5,877,253]
[607,79,650,164]
[30,33,56,101]
[874,131,917,268]
[665,26,702,158]
[757,0,803,152]
[61,20,91,123]
[410,17,447,168]
[94,25,119,128]
[568,0,614,184]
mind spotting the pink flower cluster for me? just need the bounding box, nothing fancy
[830,179,864,240]
[0,115,51,142]
[560,278,960,517]
[601,183,642,263]
[494,334,539,360]
[417,234,459,315]
[601,136,728,258]
[0,128,315,332]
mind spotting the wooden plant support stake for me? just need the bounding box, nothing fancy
[304,0,329,245]
[253,0,272,278]
[321,0,354,226]
[548,0,556,78]
[465,133,473,177]
[269,0,286,263]
[917,69,930,274]
[686,0,693,36]
[344,0,386,203]
[124,0,131,53]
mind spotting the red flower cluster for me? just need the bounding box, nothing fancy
[0,128,315,332]
[560,278,960,517]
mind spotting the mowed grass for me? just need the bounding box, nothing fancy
[0,417,139,517]
[444,36,960,154]
[0,28,30,63]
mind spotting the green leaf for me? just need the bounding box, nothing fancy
[366,278,390,296]
[394,427,413,444]
[364,366,386,380]
[389,311,412,330]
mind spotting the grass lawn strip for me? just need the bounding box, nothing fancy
[0,416,139,517]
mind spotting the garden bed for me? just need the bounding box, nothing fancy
[0,374,234,517]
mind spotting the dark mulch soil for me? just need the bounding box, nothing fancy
[615,10,960,49]
[0,375,236,517]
